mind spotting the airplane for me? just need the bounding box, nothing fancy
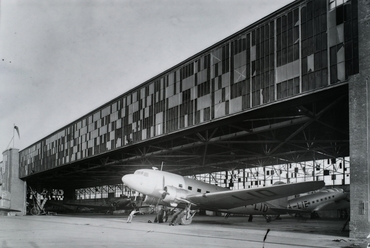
[230,187,350,222]
[46,195,135,214]
[287,188,350,218]
[122,168,325,225]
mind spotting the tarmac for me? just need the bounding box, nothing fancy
[0,213,369,248]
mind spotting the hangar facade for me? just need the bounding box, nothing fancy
[2,0,368,238]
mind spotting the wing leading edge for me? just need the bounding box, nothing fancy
[186,181,325,210]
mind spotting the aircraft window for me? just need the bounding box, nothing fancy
[312,201,315,204]
[316,200,319,202]
[320,199,323,201]
[188,186,192,190]
[206,191,210,193]
[197,189,201,193]
[179,184,183,188]
[325,197,327,200]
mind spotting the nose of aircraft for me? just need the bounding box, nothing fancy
[122,174,135,188]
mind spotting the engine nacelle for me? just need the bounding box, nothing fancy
[162,186,189,206]
[143,195,159,205]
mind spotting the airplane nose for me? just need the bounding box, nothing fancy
[122,174,136,188]
[122,175,130,186]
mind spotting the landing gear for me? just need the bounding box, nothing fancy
[263,215,281,222]
[154,207,169,223]
[264,215,272,223]
[30,207,41,216]
[157,208,168,223]
[169,205,195,226]
[180,208,195,225]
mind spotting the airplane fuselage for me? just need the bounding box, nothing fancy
[224,202,282,215]
[122,169,228,199]
[287,188,349,212]
[122,169,293,215]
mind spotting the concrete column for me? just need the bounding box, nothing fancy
[0,149,26,215]
[348,0,370,239]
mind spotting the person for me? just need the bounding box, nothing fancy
[127,208,139,223]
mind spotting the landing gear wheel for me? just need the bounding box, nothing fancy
[158,209,168,223]
[265,216,272,223]
[31,207,40,216]
[180,215,193,225]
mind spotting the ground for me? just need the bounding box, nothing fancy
[0,213,368,248]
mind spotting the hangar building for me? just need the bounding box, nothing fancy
[1,0,369,238]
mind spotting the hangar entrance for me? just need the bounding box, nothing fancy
[23,84,349,200]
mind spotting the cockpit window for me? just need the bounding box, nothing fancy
[144,172,149,177]
[134,171,146,176]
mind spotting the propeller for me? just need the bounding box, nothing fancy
[158,176,169,199]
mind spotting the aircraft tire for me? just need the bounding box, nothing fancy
[265,216,272,223]
[163,211,168,222]
[180,215,192,225]
[158,209,168,223]
[31,207,40,216]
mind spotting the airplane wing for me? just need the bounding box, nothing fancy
[48,201,113,211]
[186,181,325,210]
[48,198,133,211]
[62,203,113,210]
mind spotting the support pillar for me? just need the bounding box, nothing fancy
[348,0,370,239]
[0,148,26,215]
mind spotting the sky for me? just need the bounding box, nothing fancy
[0,0,293,161]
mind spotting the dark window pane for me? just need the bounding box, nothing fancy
[330,46,337,66]
[321,50,328,69]
[320,13,327,33]
[294,43,299,61]
[330,65,337,84]
[302,57,308,75]
[322,68,328,87]
[307,1,313,20]
[301,6,307,23]
[288,11,293,30]
[344,1,352,21]
[294,8,299,24]
[336,5,344,25]
[345,41,353,60]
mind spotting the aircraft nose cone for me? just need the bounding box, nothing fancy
[122,174,135,188]
[121,175,129,185]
